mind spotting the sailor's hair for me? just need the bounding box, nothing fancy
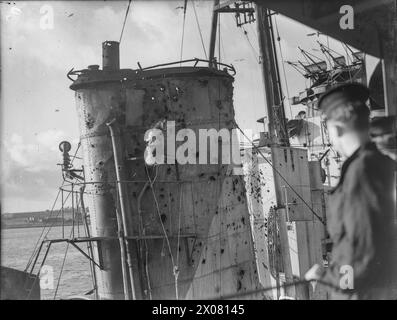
[325,100,370,130]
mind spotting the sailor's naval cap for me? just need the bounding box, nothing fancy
[318,83,370,117]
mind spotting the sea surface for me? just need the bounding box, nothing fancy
[1,225,93,300]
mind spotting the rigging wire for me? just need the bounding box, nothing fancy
[24,188,61,271]
[75,190,80,237]
[25,143,81,272]
[191,0,207,59]
[80,188,98,298]
[218,12,221,63]
[225,14,259,64]
[144,164,178,297]
[209,278,342,300]
[216,15,227,64]
[322,41,345,57]
[175,186,183,300]
[273,14,292,118]
[137,181,153,299]
[242,26,260,64]
[341,43,352,65]
[234,122,326,225]
[179,0,188,63]
[304,49,325,62]
[320,47,333,69]
[219,16,228,62]
[220,35,227,62]
[25,189,72,272]
[248,20,258,41]
[53,228,73,299]
[119,0,132,44]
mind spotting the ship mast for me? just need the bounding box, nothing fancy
[254,2,297,298]
[254,2,326,300]
[255,4,288,146]
[208,0,220,68]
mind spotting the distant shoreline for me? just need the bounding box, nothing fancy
[2,221,78,230]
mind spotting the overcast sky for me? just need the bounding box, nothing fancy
[0,1,378,213]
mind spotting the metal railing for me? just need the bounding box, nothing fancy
[136,58,236,75]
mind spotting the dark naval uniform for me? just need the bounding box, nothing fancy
[321,142,396,299]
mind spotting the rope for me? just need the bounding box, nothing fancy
[179,0,188,63]
[191,1,207,59]
[119,0,132,44]
[234,122,326,225]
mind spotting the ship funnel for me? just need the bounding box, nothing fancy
[102,41,120,71]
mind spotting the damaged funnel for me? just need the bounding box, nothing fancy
[69,45,263,299]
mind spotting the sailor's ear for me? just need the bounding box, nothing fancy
[334,122,346,137]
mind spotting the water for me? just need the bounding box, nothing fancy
[1,225,94,300]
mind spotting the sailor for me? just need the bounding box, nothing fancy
[295,110,306,120]
[304,83,397,299]
[370,116,397,161]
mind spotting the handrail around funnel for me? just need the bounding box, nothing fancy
[136,58,236,75]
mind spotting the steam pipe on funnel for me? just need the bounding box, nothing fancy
[102,41,120,71]
[107,118,137,300]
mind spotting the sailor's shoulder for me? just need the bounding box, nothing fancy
[345,148,395,187]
